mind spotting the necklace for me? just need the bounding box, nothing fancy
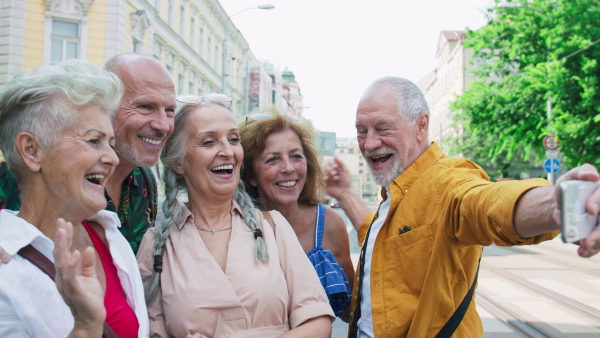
[196,225,232,235]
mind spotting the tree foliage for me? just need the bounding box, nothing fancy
[449,0,600,178]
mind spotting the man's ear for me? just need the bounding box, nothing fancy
[172,163,185,175]
[416,112,429,142]
[15,132,43,172]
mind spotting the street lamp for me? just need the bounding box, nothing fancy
[221,4,275,94]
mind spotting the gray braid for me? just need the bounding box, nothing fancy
[234,180,269,263]
[144,166,183,305]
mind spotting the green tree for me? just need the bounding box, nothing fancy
[449,0,600,177]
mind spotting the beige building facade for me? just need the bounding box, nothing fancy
[419,30,476,152]
[0,0,263,115]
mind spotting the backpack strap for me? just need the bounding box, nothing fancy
[435,251,482,338]
[140,166,158,223]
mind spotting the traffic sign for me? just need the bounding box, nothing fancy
[543,135,560,150]
[545,150,559,159]
[543,158,560,173]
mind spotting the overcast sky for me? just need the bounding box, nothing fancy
[220,0,494,137]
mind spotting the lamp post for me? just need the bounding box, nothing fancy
[221,4,274,94]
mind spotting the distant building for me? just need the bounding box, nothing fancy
[418,30,475,152]
[418,30,542,179]
[281,68,305,118]
[0,0,263,115]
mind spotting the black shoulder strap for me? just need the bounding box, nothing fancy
[435,252,482,338]
[140,166,158,223]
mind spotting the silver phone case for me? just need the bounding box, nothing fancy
[560,180,599,243]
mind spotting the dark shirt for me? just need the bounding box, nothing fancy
[0,162,152,254]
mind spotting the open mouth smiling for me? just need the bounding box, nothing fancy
[211,164,234,175]
[276,180,297,188]
[140,136,162,145]
[371,154,392,164]
[85,174,105,185]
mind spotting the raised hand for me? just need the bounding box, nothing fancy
[0,247,9,264]
[324,156,353,199]
[53,218,106,338]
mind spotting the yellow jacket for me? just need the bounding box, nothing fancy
[348,142,558,337]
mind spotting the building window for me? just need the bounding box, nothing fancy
[199,27,204,55]
[178,72,185,93]
[154,0,161,15]
[190,18,196,50]
[132,38,142,53]
[349,148,354,154]
[168,0,174,25]
[197,77,204,95]
[207,37,212,65]
[180,6,186,36]
[214,45,219,68]
[51,20,79,64]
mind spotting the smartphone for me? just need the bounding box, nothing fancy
[560,180,599,243]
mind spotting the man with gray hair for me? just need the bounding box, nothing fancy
[325,76,600,337]
[0,54,176,255]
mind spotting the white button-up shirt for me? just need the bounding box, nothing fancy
[0,209,149,337]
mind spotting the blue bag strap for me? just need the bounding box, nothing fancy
[314,204,326,247]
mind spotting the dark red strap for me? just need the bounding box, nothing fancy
[102,322,119,338]
[18,244,119,338]
[18,244,56,280]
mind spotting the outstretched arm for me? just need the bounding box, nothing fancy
[514,164,600,258]
[53,218,105,338]
[324,156,372,231]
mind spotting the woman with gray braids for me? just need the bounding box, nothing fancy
[136,94,334,337]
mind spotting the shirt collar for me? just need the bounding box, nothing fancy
[178,199,244,230]
[0,209,54,258]
[389,141,446,193]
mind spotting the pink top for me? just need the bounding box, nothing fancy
[82,221,139,338]
[137,201,334,338]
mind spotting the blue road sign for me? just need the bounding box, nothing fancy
[543,158,560,173]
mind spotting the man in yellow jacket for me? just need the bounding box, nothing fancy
[325,76,600,337]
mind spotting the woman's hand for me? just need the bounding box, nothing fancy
[0,247,9,264]
[53,218,106,338]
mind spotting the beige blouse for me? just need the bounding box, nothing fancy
[137,201,334,338]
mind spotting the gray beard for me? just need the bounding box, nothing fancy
[368,155,404,187]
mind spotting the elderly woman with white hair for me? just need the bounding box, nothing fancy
[136,94,334,337]
[0,59,148,337]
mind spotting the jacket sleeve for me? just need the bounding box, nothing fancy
[136,229,169,338]
[434,160,559,245]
